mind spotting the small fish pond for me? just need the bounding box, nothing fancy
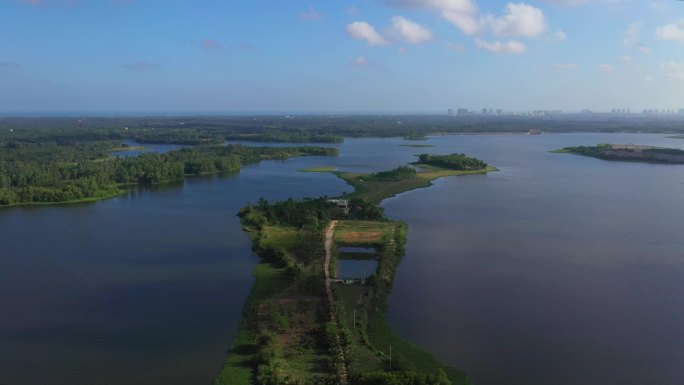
[336,247,378,280]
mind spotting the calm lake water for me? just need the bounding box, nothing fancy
[2,133,684,385]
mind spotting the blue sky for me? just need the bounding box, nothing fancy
[1,0,683,113]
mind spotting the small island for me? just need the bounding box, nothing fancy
[553,144,684,164]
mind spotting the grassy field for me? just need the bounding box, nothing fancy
[214,263,290,385]
[299,166,337,172]
[336,165,497,204]
[334,221,398,246]
[258,225,299,250]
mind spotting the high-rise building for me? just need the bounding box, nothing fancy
[457,108,468,116]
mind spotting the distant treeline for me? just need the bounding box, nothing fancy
[3,114,684,146]
[417,153,488,170]
[0,136,338,206]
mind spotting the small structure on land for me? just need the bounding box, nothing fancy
[327,199,349,214]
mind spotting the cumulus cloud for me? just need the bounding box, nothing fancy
[661,61,684,80]
[655,20,684,43]
[391,16,434,43]
[553,62,577,69]
[389,0,477,14]
[300,7,321,20]
[445,41,466,52]
[347,21,389,45]
[475,38,526,54]
[485,3,546,37]
[388,0,546,40]
[442,11,484,35]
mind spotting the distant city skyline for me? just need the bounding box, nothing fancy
[1,0,684,113]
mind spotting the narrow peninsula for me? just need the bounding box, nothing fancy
[217,153,496,385]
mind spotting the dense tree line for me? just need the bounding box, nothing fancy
[225,132,343,143]
[417,153,488,170]
[367,166,417,182]
[0,139,338,206]
[239,197,384,231]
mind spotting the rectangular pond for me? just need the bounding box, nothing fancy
[336,259,378,280]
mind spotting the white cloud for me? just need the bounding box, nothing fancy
[486,3,546,38]
[391,16,434,43]
[655,20,684,43]
[350,56,369,67]
[442,11,484,35]
[300,7,321,20]
[661,60,684,80]
[621,55,634,62]
[446,41,466,52]
[553,62,577,69]
[475,38,527,54]
[390,0,545,39]
[390,0,478,14]
[598,63,614,72]
[347,21,389,46]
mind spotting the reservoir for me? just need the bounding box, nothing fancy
[2,134,684,385]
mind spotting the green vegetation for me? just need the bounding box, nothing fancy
[110,145,146,152]
[300,166,337,173]
[366,166,417,182]
[416,153,488,170]
[226,132,344,144]
[0,129,338,207]
[554,144,684,164]
[215,263,290,385]
[403,133,428,140]
[398,144,436,148]
[336,164,496,204]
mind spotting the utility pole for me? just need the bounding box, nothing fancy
[389,344,392,369]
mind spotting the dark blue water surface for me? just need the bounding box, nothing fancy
[336,260,378,280]
[1,134,684,385]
